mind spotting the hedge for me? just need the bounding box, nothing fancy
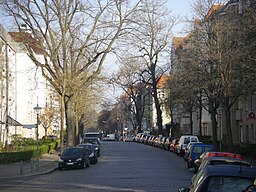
[0,150,33,164]
[0,140,60,164]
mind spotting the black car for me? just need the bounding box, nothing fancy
[77,143,98,164]
[58,147,90,171]
[83,137,101,156]
[179,164,256,192]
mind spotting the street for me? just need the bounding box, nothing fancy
[0,141,194,192]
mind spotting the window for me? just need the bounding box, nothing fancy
[207,176,254,192]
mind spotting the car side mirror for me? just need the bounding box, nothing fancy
[178,187,190,192]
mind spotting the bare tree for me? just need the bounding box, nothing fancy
[116,0,176,135]
[39,106,55,138]
[0,0,142,149]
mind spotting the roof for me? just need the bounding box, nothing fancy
[206,4,225,19]
[172,37,184,49]
[9,31,44,54]
[157,75,170,89]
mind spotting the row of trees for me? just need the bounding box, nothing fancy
[169,0,256,151]
[0,0,175,150]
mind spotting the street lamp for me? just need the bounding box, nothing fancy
[33,104,42,171]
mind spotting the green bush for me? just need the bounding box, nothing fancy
[0,150,33,164]
[0,139,59,164]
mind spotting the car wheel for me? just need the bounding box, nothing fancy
[58,166,63,171]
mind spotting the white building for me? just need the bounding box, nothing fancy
[0,25,53,144]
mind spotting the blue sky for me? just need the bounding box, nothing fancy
[167,0,193,36]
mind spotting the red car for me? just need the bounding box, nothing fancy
[169,138,179,153]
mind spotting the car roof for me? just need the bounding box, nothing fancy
[202,164,256,178]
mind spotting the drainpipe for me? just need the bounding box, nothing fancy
[5,43,9,146]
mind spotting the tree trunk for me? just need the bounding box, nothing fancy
[65,96,75,147]
[153,91,163,135]
[190,110,193,135]
[224,99,233,152]
[210,111,218,151]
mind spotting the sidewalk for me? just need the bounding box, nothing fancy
[0,152,59,179]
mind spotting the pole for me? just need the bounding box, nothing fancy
[36,113,39,171]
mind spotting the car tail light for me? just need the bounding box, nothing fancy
[208,152,244,160]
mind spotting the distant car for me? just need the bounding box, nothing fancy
[124,135,134,142]
[170,138,179,153]
[176,135,199,157]
[163,136,175,151]
[187,143,215,169]
[84,132,101,140]
[82,137,101,157]
[83,137,101,146]
[178,164,256,192]
[77,143,98,164]
[103,134,116,141]
[58,147,90,171]
[194,151,245,172]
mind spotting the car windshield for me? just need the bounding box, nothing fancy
[207,176,254,192]
[79,144,94,151]
[62,148,83,156]
[193,146,203,154]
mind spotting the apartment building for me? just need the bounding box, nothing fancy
[170,0,256,145]
[0,25,55,144]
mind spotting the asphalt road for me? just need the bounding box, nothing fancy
[0,141,194,192]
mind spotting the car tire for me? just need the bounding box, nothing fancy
[58,166,63,171]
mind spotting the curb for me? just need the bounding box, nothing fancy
[0,166,58,180]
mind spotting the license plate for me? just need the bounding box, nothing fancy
[66,162,74,165]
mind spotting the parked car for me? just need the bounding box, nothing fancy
[58,147,90,171]
[77,143,98,164]
[196,156,251,173]
[154,136,163,148]
[83,137,101,146]
[176,135,199,156]
[178,164,256,192]
[148,136,156,146]
[159,137,167,149]
[83,132,101,140]
[184,142,202,161]
[194,151,245,172]
[82,137,101,157]
[170,138,179,153]
[187,143,215,169]
[163,136,175,151]
[135,133,143,142]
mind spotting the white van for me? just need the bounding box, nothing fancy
[176,135,199,157]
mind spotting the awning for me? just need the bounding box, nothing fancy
[7,115,23,126]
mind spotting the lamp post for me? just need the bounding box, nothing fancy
[34,104,42,171]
